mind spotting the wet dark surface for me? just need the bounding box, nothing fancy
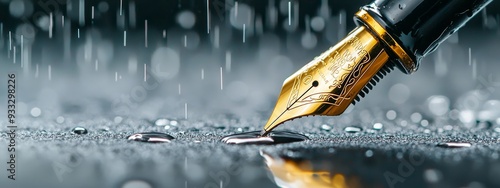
[2,114,500,188]
[221,130,308,145]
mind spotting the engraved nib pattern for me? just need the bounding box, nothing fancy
[262,26,391,135]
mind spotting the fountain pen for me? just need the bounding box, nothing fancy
[262,0,492,136]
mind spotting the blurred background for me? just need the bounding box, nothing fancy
[1,1,500,188]
[0,0,499,122]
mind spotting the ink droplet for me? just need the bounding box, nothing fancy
[127,132,175,143]
[221,131,308,145]
[72,127,88,135]
[344,126,362,133]
[436,142,471,148]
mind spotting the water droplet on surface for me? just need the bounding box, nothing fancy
[30,107,42,117]
[437,142,471,148]
[114,116,123,124]
[320,124,332,131]
[56,116,65,124]
[221,131,308,145]
[127,132,175,143]
[72,127,88,135]
[424,169,442,183]
[398,4,406,10]
[365,150,374,157]
[410,112,422,123]
[386,110,397,120]
[421,119,429,127]
[388,83,410,104]
[427,95,450,116]
[121,180,152,188]
[310,16,325,32]
[154,118,169,126]
[344,126,362,133]
[373,123,383,130]
[170,120,178,126]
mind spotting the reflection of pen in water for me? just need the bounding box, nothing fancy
[261,150,361,188]
[261,0,493,136]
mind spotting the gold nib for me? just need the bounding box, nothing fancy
[261,13,406,136]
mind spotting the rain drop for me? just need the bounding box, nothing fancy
[344,126,362,133]
[72,127,88,135]
[127,132,175,143]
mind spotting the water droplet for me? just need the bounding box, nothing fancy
[56,116,65,124]
[388,83,410,104]
[421,119,429,127]
[121,180,152,188]
[320,124,332,131]
[154,118,169,126]
[72,127,88,135]
[221,131,308,145]
[127,132,175,143]
[427,95,450,116]
[373,123,383,130]
[437,142,471,148]
[170,120,178,126]
[344,126,362,133]
[386,110,397,120]
[237,127,243,132]
[398,4,406,10]
[365,150,374,157]
[410,112,422,123]
[30,107,42,117]
[114,116,123,124]
[424,169,442,183]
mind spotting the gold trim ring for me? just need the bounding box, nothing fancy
[355,9,417,74]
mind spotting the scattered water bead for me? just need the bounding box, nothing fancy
[386,110,397,120]
[436,142,471,148]
[373,123,383,130]
[56,116,65,124]
[221,131,308,145]
[170,120,178,126]
[365,150,374,157]
[427,95,450,116]
[423,169,442,183]
[72,127,88,135]
[154,118,169,126]
[121,180,152,188]
[478,100,500,121]
[127,132,175,143]
[320,124,332,131]
[114,116,123,124]
[344,126,362,133]
[421,120,429,127]
[30,107,42,117]
[410,112,422,123]
[388,83,410,104]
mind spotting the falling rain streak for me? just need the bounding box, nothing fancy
[220,67,224,90]
[288,1,292,25]
[124,31,127,46]
[145,20,148,47]
[243,24,246,43]
[144,64,147,82]
[206,0,210,34]
[185,103,188,119]
[48,65,52,80]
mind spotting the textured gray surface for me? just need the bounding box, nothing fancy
[1,112,500,188]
